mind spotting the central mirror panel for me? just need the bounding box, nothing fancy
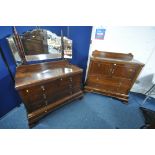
[7,28,72,65]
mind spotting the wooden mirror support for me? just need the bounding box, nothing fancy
[12,26,27,65]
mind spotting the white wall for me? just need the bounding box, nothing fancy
[87,26,155,96]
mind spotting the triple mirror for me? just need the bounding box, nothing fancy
[7,27,73,65]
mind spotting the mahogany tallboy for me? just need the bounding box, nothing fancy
[85,50,144,102]
[15,60,83,127]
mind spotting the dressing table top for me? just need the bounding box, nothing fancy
[15,60,82,90]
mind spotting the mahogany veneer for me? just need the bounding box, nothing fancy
[85,50,144,102]
[15,60,83,127]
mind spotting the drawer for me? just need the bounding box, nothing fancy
[19,73,82,114]
[87,76,132,94]
[112,64,138,79]
[87,75,120,86]
[45,86,69,100]
[43,74,82,94]
[117,78,132,94]
[87,81,118,93]
[89,60,113,76]
[46,85,81,104]
[58,74,82,86]
[25,100,45,113]
[87,76,123,92]
[19,86,44,104]
[70,86,81,94]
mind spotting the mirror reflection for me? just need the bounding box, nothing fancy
[7,28,73,65]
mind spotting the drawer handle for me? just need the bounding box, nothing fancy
[45,110,47,113]
[60,78,63,81]
[43,94,46,99]
[69,77,72,81]
[114,64,116,66]
[45,101,48,105]
[26,90,29,93]
[41,85,45,91]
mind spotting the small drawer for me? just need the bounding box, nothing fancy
[112,64,138,79]
[19,86,44,104]
[60,74,82,84]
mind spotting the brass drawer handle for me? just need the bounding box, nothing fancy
[41,85,45,91]
[45,100,48,105]
[43,94,46,99]
[114,64,116,66]
[26,90,29,93]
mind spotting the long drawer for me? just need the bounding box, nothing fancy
[46,86,81,104]
[19,73,82,113]
[112,64,138,79]
[87,75,132,94]
[43,73,82,95]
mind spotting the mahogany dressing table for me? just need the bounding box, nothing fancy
[7,27,83,127]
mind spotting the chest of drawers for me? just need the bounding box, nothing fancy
[15,60,83,127]
[85,50,144,102]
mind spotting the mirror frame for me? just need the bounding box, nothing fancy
[7,27,73,66]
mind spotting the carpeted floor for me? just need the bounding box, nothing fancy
[0,92,155,129]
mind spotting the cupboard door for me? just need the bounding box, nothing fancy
[89,60,113,77]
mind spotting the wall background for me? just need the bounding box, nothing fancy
[0,26,92,117]
[87,26,155,96]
